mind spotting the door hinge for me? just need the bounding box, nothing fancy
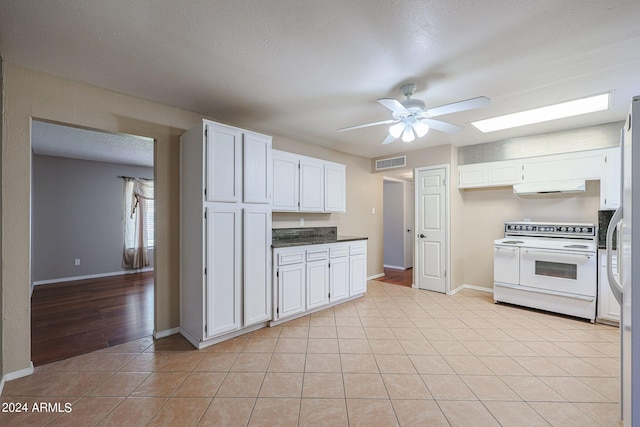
[328,262,331,268]
[298,162,301,169]
[444,270,447,278]
[276,269,279,278]
[204,127,208,137]
[204,268,207,275]
[443,178,446,185]
[204,188,207,197]
[328,292,331,299]
[204,324,207,333]
[298,201,300,207]
[276,307,279,315]
[204,210,207,219]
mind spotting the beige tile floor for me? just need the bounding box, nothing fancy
[1,281,622,426]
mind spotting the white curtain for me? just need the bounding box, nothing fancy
[122,177,154,269]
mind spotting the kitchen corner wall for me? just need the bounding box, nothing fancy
[461,181,600,289]
[271,137,384,279]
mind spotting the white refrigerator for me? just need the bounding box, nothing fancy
[607,95,640,426]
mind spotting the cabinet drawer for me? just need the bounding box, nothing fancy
[349,243,366,255]
[277,251,305,266]
[330,246,349,258]
[306,248,329,261]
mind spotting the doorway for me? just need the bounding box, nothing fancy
[30,120,156,365]
[414,165,449,293]
[382,171,415,287]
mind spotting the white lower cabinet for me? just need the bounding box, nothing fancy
[349,242,367,296]
[277,263,306,320]
[307,260,329,310]
[205,205,241,338]
[273,240,367,322]
[329,254,349,303]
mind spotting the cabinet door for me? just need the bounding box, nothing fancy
[329,256,349,302]
[325,163,346,212]
[458,164,487,188]
[244,132,272,204]
[206,123,242,202]
[602,147,621,209]
[277,263,306,320]
[300,159,324,212]
[206,205,241,338]
[307,260,329,310]
[349,254,367,296]
[244,207,272,326]
[272,151,300,211]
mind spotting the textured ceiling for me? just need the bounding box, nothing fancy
[2,0,640,159]
[31,120,153,167]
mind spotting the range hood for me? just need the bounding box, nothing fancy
[513,179,586,195]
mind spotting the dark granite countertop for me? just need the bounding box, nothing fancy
[271,226,367,248]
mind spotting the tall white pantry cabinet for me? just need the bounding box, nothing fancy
[180,119,273,348]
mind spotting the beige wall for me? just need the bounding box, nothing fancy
[460,180,600,289]
[272,137,384,278]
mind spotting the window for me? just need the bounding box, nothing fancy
[123,178,154,249]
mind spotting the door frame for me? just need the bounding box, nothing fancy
[413,164,450,293]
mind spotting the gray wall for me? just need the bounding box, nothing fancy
[32,155,154,283]
[383,180,404,268]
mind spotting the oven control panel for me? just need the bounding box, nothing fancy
[504,222,596,237]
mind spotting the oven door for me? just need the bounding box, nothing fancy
[520,248,596,296]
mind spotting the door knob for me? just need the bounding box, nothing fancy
[419,234,426,238]
[407,229,412,233]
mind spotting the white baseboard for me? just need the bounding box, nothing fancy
[448,284,494,295]
[367,273,385,280]
[1,362,35,395]
[383,264,405,270]
[153,327,180,339]
[32,267,154,287]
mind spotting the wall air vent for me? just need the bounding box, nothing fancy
[375,156,407,171]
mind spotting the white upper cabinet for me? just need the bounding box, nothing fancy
[243,132,273,204]
[204,122,272,204]
[206,123,242,202]
[522,150,603,182]
[272,149,346,213]
[272,150,300,211]
[324,162,347,213]
[601,146,621,209]
[300,158,325,212]
[458,160,523,189]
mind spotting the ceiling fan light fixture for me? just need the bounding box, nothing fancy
[389,122,405,138]
[401,126,415,142]
[412,120,430,137]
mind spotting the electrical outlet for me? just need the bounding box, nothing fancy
[74,259,80,266]
[300,218,305,226]
[371,207,376,214]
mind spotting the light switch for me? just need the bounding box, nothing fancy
[371,208,376,214]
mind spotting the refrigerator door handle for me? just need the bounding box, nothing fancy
[606,206,623,305]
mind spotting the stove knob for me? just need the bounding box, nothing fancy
[568,227,574,232]
[516,225,521,230]
[527,226,533,231]
[582,227,588,232]
[561,227,567,232]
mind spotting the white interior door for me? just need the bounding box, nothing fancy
[415,166,447,293]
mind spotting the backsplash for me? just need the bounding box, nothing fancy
[273,226,337,241]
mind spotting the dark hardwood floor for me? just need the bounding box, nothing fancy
[31,271,154,366]
[379,267,413,287]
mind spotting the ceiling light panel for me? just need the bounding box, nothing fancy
[471,93,610,133]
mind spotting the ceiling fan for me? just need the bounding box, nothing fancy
[338,83,490,144]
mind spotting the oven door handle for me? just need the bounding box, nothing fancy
[606,207,623,305]
[521,248,593,260]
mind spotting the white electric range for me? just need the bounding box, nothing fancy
[493,221,598,322]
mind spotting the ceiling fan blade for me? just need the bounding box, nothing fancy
[377,98,410,115]
[381,134,396,145]
[426,96,491,117]
[338,119,397,132]
[422,118,464,134]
